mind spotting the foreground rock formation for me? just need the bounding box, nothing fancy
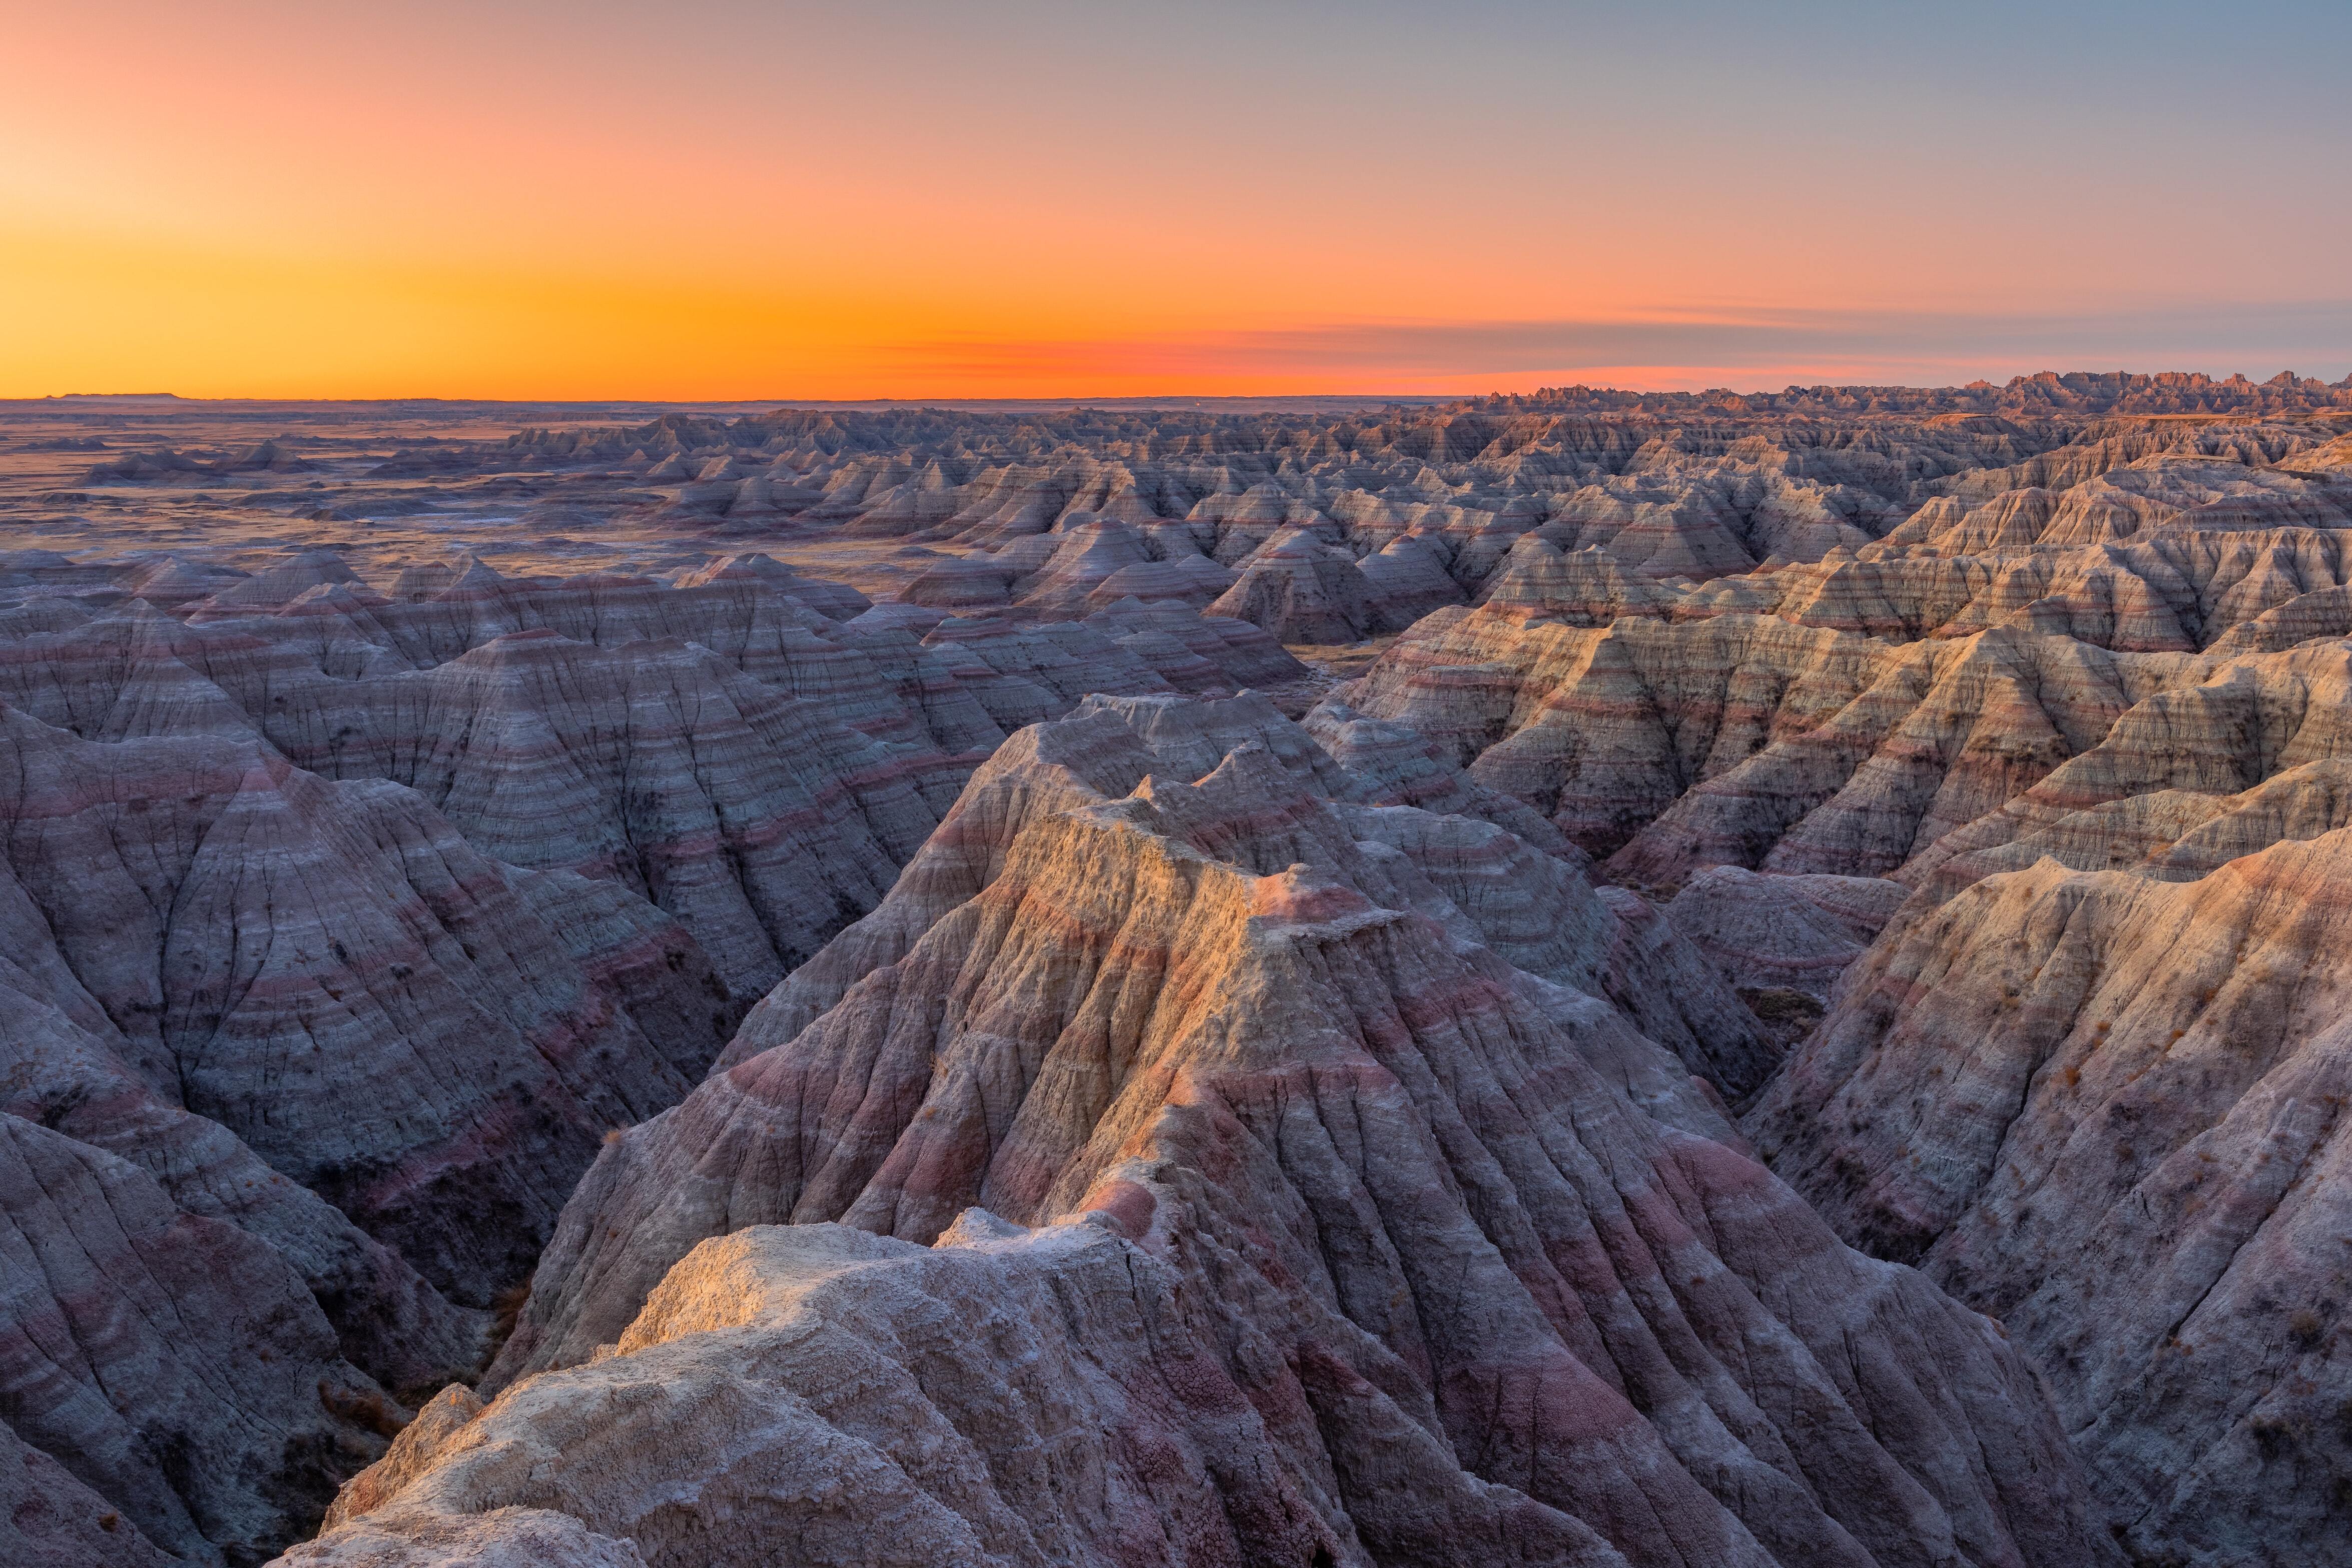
[1741,640,2352,1562]
[1305,410,2352,1563]
[1753,831,2352,1564]
[0,547,1309,1560]
[304,694,2113,1568]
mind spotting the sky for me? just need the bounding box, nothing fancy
[5,0,2348,399]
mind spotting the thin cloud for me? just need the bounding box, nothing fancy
[878,301,2352,391]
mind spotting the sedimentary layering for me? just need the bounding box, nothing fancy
[0,1110,393,1565]
[1660,867,1908,1046]
[1754,829,2352,1564]
[315,694,2109,1568]
[1739,636,2352,1562]
[0,550,1305,996]
[1348,609,2236,894]
[9,373,2344,606]
[2,375,2349,1566]
[1294,391,2352,1563]
[0,542,1307,1562]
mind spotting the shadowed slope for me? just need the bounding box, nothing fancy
[1754,826,2352,1563]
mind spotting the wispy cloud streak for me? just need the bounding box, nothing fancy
[884,302,2352,391]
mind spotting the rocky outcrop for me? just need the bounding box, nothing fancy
[1652,526,2352,656]
[0,1413,173,1568]
[1299,699,1587,860]
[1752,825,2352,1563]
[1339,605,1894,861]
[255,629,945,999]
[1,558,1068,999]
[1607,626,2190,890]
[382,693,2118,1568]
[0,544,1342,1559]
[1894,640,2352,914]
[1340,603,2219,893]
[1206,528,1406,642]
[81,440,314,485]
[1659,868,1909,1048]
[1083,595,1311,694]
[0,700,746,1560]
[696,692,1760,1094]
[289,1221,1359,1568]
[1663,867,1908,1006]
[0,708,731,1303]
[0,921,484,1405]
[670,551,871,619]
[1889,455,2352,553]
[0,1112,393,1565]
[1477,534,1679,625]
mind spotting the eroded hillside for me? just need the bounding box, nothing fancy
[2,375,2348,1567]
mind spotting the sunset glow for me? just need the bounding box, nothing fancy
[8,0,2348,398]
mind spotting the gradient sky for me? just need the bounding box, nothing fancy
[6,0,2348,398]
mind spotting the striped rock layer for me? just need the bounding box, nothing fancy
[305,694,2115,1568]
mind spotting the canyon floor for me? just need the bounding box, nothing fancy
[3,373,2350,1567]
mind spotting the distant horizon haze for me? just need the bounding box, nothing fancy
[13,359,2352,414]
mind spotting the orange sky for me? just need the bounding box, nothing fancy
[6,1,2348,398]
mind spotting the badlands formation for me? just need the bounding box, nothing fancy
[0,370,2347,1567]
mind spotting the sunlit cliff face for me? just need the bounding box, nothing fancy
[7,0,2349,398]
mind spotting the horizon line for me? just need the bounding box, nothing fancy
[11,366,2352,411]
